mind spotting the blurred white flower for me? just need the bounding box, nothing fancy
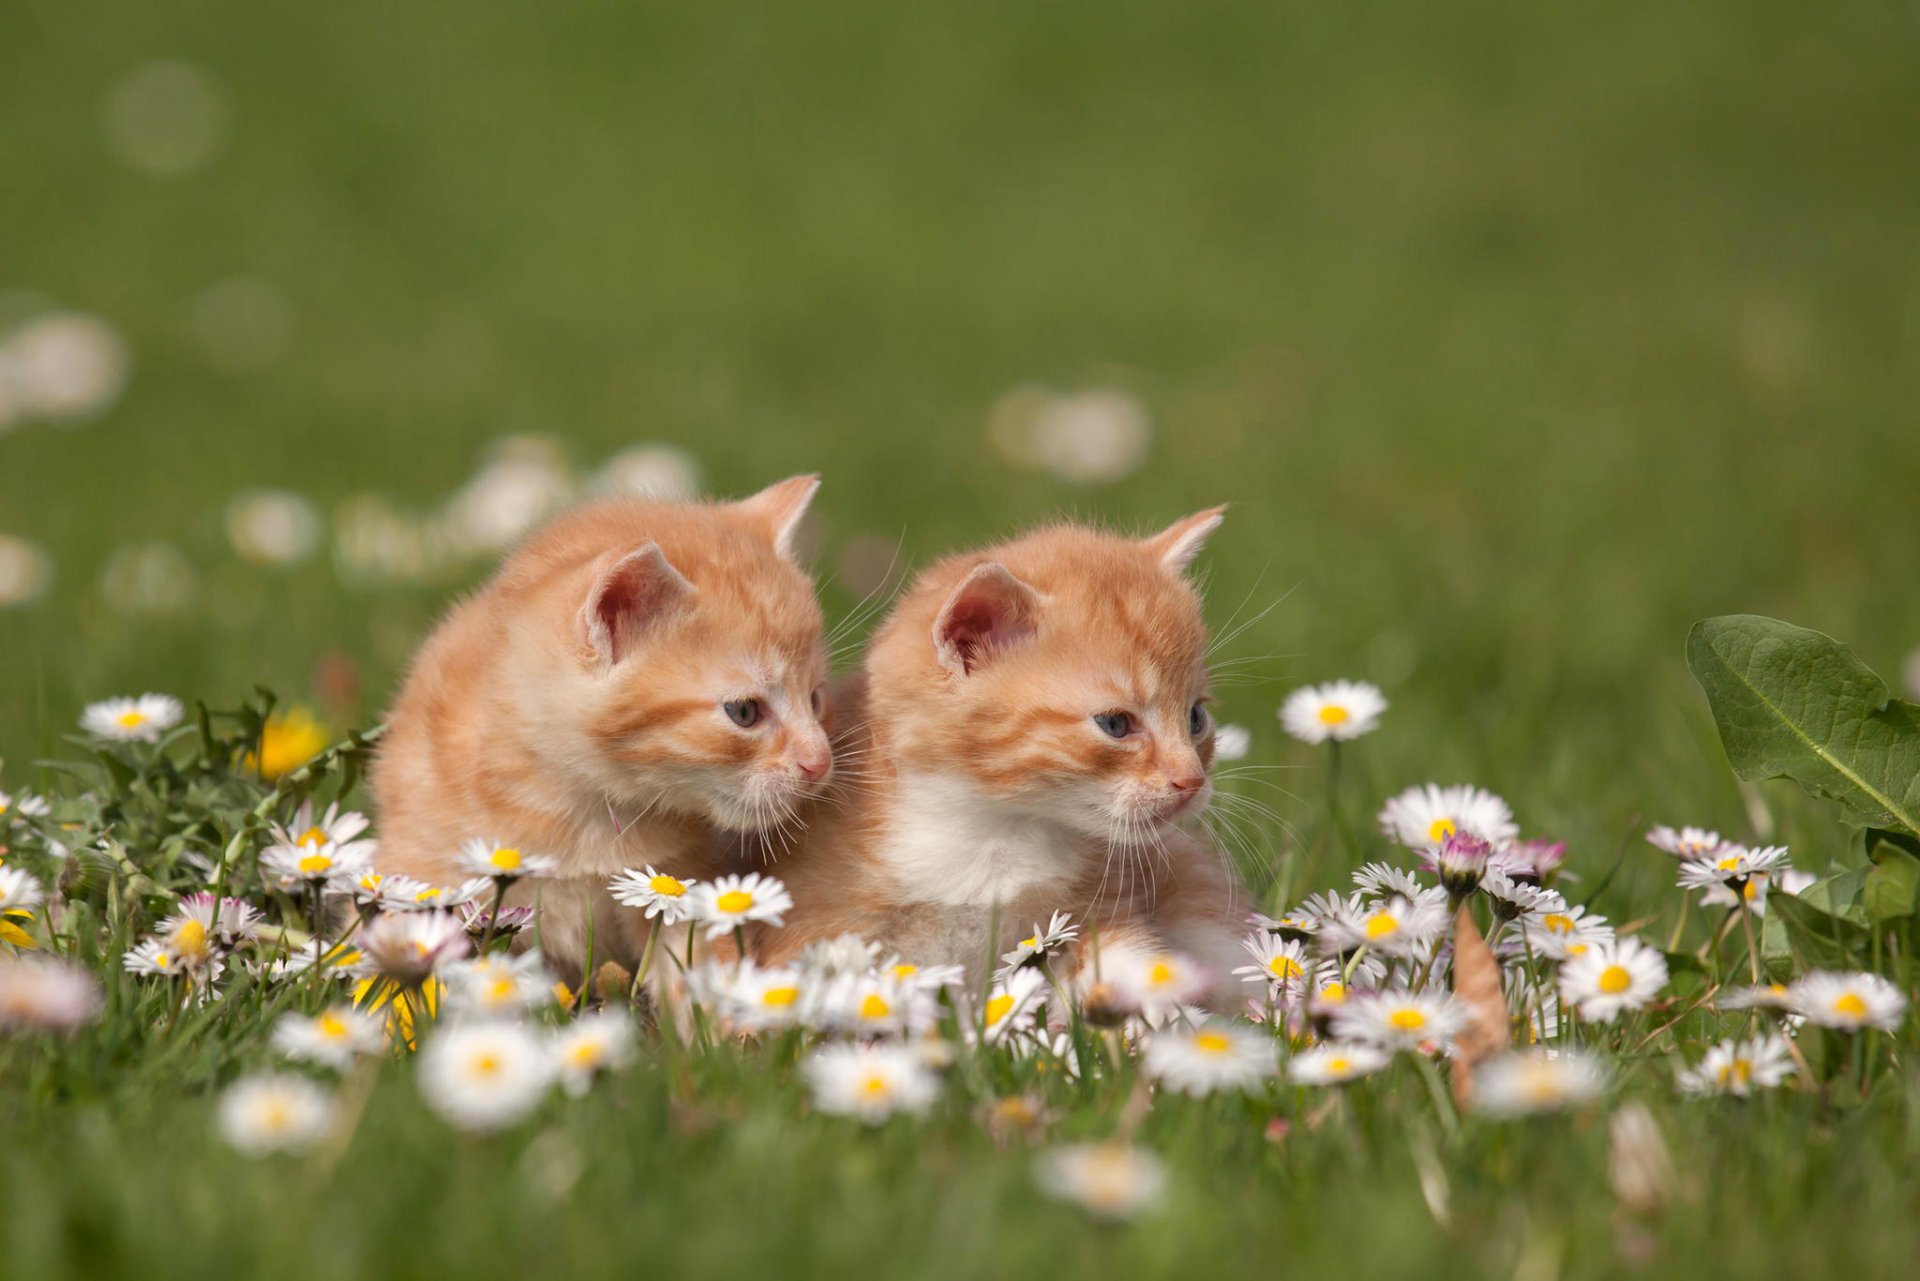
[102,60,228,176]
[1287,1042,1389,1085]
[185,278,296,372]
[592,444,701,500]
[988,385,1152,484]
[356,910,471,984]
[1034,1143,1167,1220]
[1787,970,1907,1032]
[271,1006,385,1070]
[552,1010,636,1096]
[217,1074,335,1156]
[419,1021,554,1132]
[0,957,103,1032]
[1331,990,1468,1052]
[333,495,460,584]
[803,1042,940,1124]
[1280,680,1387,745]
[0,534,53,607]
[691,872,793,939]
[226,490,321,566]
[1560,938,1668,1024]
[0,312,130,421]
[1378,783,1518,853]
[1904,646,1920,702]
[1676,1034,1795,1097]
[81,693,183,742]
[1212,723,1251,761]
[99,542,197,615]
[455,838,558,884]
[443,437,572,553]
[441,951,554,1018]
[1142,1021,1276,1096]
[1473,1050,1609,1117]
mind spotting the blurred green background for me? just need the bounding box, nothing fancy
[3,1,1916,885]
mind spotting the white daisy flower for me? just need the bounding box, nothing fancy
[1142,1020,1277,1096]
[1102,948,1210,1026]
[1560,937,1668,1024]
[1307,958,1382,1011]
[216,1074,335,1156]
[1719,981,1795,1012]
[1233,932,1312,996]
[1034,1143,1167,1221]
[877,958,968,994]
[719,961,809,1032]
[607,865,699,924]
[1433,832,1494,898]
[1279,680,1387,744]
[356,910,471,984]
[0,790,52,823]
[0,956,103,1032]
[418,1020,554,1131]
[1675,845,1790,891]
[1318,894,1449,959]
[0,866,46,916]
[1786,971,1908,1032]
[261,839,373,892]
[691,872,793,939]
[1250,908,1318,940]
[161,892,263,949]
[1330,990,1468,1052]
[552,1010,635,1097]
[797,933,883,977]
[1378,783,1517,852]
[80,693,183,743]
[1481,867,1567,922]
[269,801,376,863]
[1212,723,1251,761]
[376,874,488,913]
[1677,1034,1795,1097]
[1287,1042,1390,1085]
[455,838,559,883]
[973,968,1048,1044]
[996,910,1081,979]
[810,972,939,1038]
[1351,861,1430,902]
[1472,1050,1609,1117]
[1522,904,1614,961]
[1645,825,1731,861]
[803,1042,941,1124]
[441,951,554,1018]
[271,1005,385,1070]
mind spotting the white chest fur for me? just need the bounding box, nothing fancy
[878,772,1083,908]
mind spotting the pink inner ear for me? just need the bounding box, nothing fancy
[934,563,1040,676]
[586,544,691,664]
[942,599,1003,675]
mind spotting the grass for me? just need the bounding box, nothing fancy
[2,2,1919,1277]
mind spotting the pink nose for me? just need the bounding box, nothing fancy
[1169,774,1206,794]
[795,752,831,783]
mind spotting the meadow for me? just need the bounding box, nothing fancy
[3,3,1919,1277]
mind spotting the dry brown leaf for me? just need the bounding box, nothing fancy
[1449,903,1510,1108]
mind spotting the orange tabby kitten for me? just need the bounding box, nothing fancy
[767,511,1243,995]
[371,475,833,979]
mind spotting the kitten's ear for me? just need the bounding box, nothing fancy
[735,474,821,560]
[1143,506,1227,576]
[932,562,1042,677]
[579,542,694,665]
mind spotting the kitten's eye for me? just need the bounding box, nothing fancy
[1093,711,1133,739]
[724,699,762,728]
[1189,701,1210,737]
[810,688,824,716]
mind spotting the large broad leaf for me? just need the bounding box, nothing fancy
[1687,615,1920,837]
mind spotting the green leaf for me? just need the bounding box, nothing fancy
[1769,892,1870,969]
[1687,615,1920,836]
[1862,848,1920,923]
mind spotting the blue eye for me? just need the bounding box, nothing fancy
[1189,702,1209,737]
[1094,711,1133,739]
[724,699,761,728]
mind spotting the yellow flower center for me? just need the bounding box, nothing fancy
[1020,936,1039,950]
[1268,956,1304,978]
[117,710,148,729]
[171,919,210,960]
[489,848,522,872]
[567,1041,604,1068]
[1388,1008,1427,1032]
[1193,1031,1232,1054]
[1567,943,1590,957]
[1743,879,1760,901]
[859,1073,890,1098]
[1428,817,1457,842]
[1147,959,1174,987]
[414,888,442,904]
[1716,855,1742,872]
[152,951,171,969]
[649,874,686,897]
[984,993,1016,1026]
[891,964,919,978]
[488,977,516,1003]
[470,1052,503,1079]
[298,826,329,848]
[1316,704,1351,726]
[1833,992,1867,1018]
[715,889,753,914]
[858,993,891,1020]
[1717,1058,1753,1087]
[316,1011,349,1039]
[1327,1056,1351,1074]
[259,1098,292,1133]
[1541,913,1575,934]
[1364,912,1400,940]
[762,985,799,1007]
[297,852,333,876]
[1598,965,1632,995]
[1320,982,1347,1003]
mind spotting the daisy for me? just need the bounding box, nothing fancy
[798,933,883,977]
[356,910,471,984]
[878,958,968,994]
[1481,867,1567,922]
[378,874,488,913]
[1646,825,1731,861]
[1472,1050,1609,1117]
[418,1020,554,1131]
[1787,971,1908,1032]
[1351,861,1430,902]
[803,1042,941,1124]
[1279,680,1387,744]
[552,1010,635,1097]
[1675,845,1790,891]
[1379,783,1517,853]
[0,866,46,916]
[1330,990,1467,1052]
[810,972,939,1038]
[1233,932,1311,996]
[1034,1143,1167,1221]
[1719,981,1794,1012]
[80,693,183,743]
[1249,909,1317,942]
[1318,894,1449,959]
[456,837,559,883]
[608,865,700,924]
[455,900,537,941]
[1212,724,1251,761]
[160,892,263,949]
[1501,839,1569,881]
[261,839,373,892]
[0,956,103,1031]
[0,789,51,824]
[1434,832,1493,898]
[996,910,1080,979]
[1676,1034,1795,1097]
[1699,867,1816,916]
[216,1074,335,1156]
[1102,948,1210,1025]
[441,951,554,1018]
[721,961,809,1032]
[271,1005,386,1070]
[1287,1042,1390,1085]
[1523,904,1614,961]
[691,872,793,939]
[1560,937,1668,1024]
[268,801,376,864]
[974,969,1048,1044]
[1142,1020,1277,1096]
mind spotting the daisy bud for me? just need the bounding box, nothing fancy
[1081,980,1132,1029]
[1436,831,1492,899]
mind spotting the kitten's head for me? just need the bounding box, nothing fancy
[868,509,1226,847]
[510,475,832,832]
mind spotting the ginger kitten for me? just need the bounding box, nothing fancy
[768,511,1243,995]
[371,475,833,979]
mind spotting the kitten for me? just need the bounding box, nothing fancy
[767,511,1244,997]
[371,475,833,980]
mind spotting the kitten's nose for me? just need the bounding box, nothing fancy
[1168,774,1206,794]
[794,749,831,783]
